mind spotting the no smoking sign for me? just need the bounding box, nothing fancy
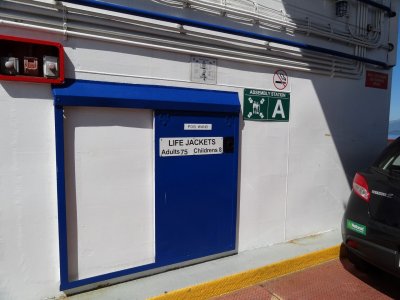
[273,69,289,90]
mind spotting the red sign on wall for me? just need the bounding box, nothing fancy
[365,70,388,90]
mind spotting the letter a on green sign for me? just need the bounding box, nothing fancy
[243,89,290,121]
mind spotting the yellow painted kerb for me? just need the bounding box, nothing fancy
[149,245,340,300]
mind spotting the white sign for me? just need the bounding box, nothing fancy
[184,123,212,130]
[191,56,217,84]
[160,137,223,157]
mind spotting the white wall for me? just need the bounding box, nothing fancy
[0,83,63,299]
[0,0,396,298]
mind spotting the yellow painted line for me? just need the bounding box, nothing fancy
[149,245,340,300]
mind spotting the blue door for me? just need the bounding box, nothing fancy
[155,111,239,265]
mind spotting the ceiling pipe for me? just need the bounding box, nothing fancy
[357,0,396,17]
[59,0,392,68]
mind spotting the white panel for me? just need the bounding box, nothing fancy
[64,107,154,280]
[238,122,288,251]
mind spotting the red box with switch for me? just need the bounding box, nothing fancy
[0,35,64,84]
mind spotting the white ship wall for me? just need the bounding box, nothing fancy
[0,0,397,298]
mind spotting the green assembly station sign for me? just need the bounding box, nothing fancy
[243,88,290,121]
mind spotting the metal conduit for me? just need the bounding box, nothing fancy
[0,0,364,78]
[357,0,396,16]
[171,0,383,48]
[59,0,393,68]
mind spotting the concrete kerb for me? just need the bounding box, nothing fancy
[149,245,341,300]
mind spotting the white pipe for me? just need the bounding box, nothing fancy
[7,0,386,48]
[1,0,361,70]
[3,0,371,55]
[172,0,385,48]
[0,18,363,79]
[65,20,359,71]
[1,0,368,76]
[0,8,349,72]
[0,19,314,71]
[5,0,386,49]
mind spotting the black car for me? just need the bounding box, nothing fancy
[342,137,400,276]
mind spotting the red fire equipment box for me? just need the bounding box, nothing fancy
[0,35,64,84]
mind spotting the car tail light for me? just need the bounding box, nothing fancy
[353,173,370,202]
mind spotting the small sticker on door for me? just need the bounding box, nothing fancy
[184,124,212,130]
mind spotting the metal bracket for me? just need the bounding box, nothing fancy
[55,2,69,41]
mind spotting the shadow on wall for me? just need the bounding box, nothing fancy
[272,2,393,233]
[291,72,389,183]
[1,80,54,99]
[279,0,391,185]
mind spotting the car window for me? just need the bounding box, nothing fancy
[377,146,400,175]
[393,155,400,167]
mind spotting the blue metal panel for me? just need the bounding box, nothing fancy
[52,80,240,113]
[155,111,239,264]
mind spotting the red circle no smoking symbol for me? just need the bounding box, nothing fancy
[273,69,288,90]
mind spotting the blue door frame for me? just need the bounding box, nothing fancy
[52,79,240,291]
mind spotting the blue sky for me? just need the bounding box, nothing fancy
[390,25,400,121]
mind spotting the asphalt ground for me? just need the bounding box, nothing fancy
[213,255,400,300]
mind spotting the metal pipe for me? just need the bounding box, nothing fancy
[0,0,363,76]
[0,18,363,78]
[59,0,392,68]
[178,0,383,47]
[357,0,396,17]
